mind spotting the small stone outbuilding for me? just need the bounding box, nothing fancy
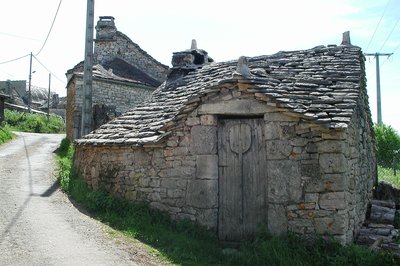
[66,16,169,141]
[75,33,376,244]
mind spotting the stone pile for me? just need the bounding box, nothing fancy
[356,199,400,256]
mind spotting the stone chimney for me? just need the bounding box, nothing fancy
[95,16,117,41]
[341,31,351,46]
[52,94,59,108]
[166,40,214,88]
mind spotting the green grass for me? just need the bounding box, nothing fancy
[55,139,398,266]
[4,109,65,133]
[0,124,15,144]
[378,166,400,188]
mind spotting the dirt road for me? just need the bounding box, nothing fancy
[0,132,139,265]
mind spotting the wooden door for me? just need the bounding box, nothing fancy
[218,118,267,241]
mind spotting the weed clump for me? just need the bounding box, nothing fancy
[4,109,64,133]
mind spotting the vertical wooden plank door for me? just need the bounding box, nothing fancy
[218,118,267,241]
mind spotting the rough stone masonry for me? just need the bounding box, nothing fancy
[74,34,375,244]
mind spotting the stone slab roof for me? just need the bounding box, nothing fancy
[0,93,10,99]
[76,44,364,146]
[103,58,162,87]
[115,31,169,71]
[91,64,148,85]
[67,62,155,88]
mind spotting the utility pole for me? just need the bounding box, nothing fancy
[81,0,95,137]
[47,73,51,119]
[365,52,393,125]
[28,52,33,113]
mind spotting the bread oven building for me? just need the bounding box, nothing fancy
[74,33,375,243]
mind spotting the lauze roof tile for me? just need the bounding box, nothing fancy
[76,44,364,146]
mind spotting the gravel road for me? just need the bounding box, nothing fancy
[0,132,142,266]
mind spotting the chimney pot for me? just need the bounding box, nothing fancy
[191,39,198,50]
[235,56,251,78]
[96,16,117,40]
[341,31,351,46]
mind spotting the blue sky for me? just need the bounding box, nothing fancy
[0,0,399,131]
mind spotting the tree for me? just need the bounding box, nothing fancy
[374,124,400,175]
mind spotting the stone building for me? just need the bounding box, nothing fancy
[74,33,375,244]
[0,93,10,124]
[66,16,168,141]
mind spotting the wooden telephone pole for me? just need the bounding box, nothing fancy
[28,52,33,113]
[81,0,95,137]
[365,52,393,125]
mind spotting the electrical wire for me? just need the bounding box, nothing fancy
[0,53,30,65]
[0,31,40,41]
[32,55,66,85]
[382,42,400,66]
[365,0,391,52]
[35,0,63,56]
[379,16,400,53]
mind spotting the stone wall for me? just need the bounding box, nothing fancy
[66,76,154,141]
[94,32,168,83]
[74,84,375,243]
[343,92,376,241]
[66,78,77,141]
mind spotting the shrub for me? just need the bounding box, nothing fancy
[374,124,400,175]
[55,138,74,191]
[0,124,14,144]
[4,109,65,133]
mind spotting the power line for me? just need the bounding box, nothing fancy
[379,16,400,52]
[32,55,65,85]
[366,0,391,52]
[0,31,40,41]
[0,53,30,65]
[35,0,63,56]
[381,40,400,66]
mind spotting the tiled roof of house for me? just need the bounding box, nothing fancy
[76,43,364,146]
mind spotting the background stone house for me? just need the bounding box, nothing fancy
[0,93,10,123]
[66,16,168,141]
[74,33,375,244]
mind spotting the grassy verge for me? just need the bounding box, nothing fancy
[0,124,15,144]
[4,109,64,133]
[378,166,400,188]
[55,139,398,265]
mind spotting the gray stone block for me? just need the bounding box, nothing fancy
[315,215,346,235]
[265,122,280,140]
[267,160,301,203]
[198,99,271,115]
[317,140,345,153]
[264,112,300,122]
[266,140,292,159]
[186,180,218,208]
[319,192,346,210]
[319,153,347,173]
[133,150,151,166]
[301,163,320,178]
[268,204,288,234]
[200,115,217,126]
[196,155,218,179]
[305,174,345,193]
[191,126,217,155]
